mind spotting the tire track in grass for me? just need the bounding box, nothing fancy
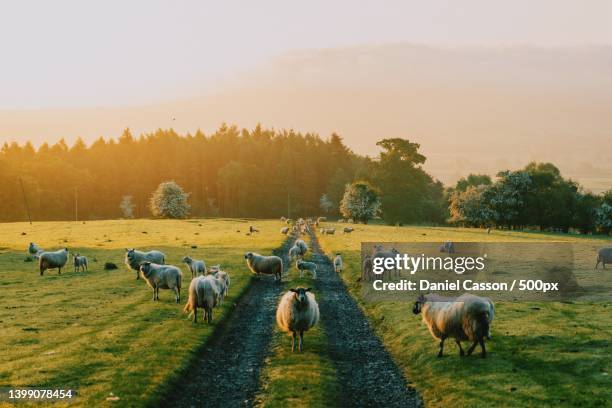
[162,237,295,408]
[308,231,422,407]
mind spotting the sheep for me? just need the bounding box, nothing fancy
[334,254,343,273]
[595,247,612,269]
[183,275,218,323]
[245,252,283,281]
[439,241,455,254]
[28,242,44,259]
[295,239,308,255]
[213,269,231,303]
[139,262,182,303]
[317,216,326,223]
[343,227,354,234]
[320,228,335,235]
[286,218,293,225]
[281,216,287,222]
[280,227,290,235]
[373,247,400,278]
[73,254,88,272]
[276,287,320,352]
[412,293,495,358]
[182,256,206,278]
[289,245,302,261]
[211,273,228,305]
[39,248,69,276]
[249,225,260,233]
[125,248,166,280]
[296,259,317,279]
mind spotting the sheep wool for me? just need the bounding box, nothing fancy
[39,248,69,276]
[276,287,320,352]
[184,275,218,323]
[125,249,166,279]
[245,252,283,281]
[139,262,182,303]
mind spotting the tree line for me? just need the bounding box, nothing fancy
[0,125,609,234]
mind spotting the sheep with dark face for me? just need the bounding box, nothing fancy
[139,262,182,303]
[182,256,206,278]
[276,287,320,352]
[39,248,69,276]
[183,275,218,323]
[73,254,88,272]
[125,249,166,280]
[595,247,612,269]
[245,252,283,281]
[412,293,495,358]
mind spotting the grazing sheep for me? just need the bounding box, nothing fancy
[183,275,218,323]
[249,225,260,233]
[412,293,495,358]
[139,262,182,303]
[73,254,88,272]
[276,287,320,352]
[182,256,207,278]
[334,254,343,273]
[296,259,317,279]
[39,248,69,276]
[295,239,308,255]
[595,247,612,269]
[125,249,166,280]
[28,242,45,259]
[343,227,354,234]
[280,227,290,235]
[213,269,231,301]
[439,241,455,254]
[245,252,283,281]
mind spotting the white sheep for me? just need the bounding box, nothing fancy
[320,228,335,235]
[245,252,283,281]
[439,241,456,254]
[39,248,69,276]
[213,269,231,303]
[125,248,166,280]
[289,245,302,261]
[280,227,290,235]
[139,262,182,303]
[372,247,400,278]
[28,242,45,259]
[73,254,88,272]
[333,254,343,273]
[182,256,207,278]
[295,239,308,255]
[296,259,317,279]
[276,287,320,352]
[362,254,374,281]
[412,293,495,358]
[595,247,612,269]
[183,275,218,323]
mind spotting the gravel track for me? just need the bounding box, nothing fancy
[308,231,421,407]
[163,237,294,408]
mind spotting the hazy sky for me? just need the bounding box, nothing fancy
[2,0,612,108]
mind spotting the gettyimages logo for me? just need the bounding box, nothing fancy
[361,242,612,303]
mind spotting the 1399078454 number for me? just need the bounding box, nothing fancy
[4,388,75,400]
[517,279,559,293]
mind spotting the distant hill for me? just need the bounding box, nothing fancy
[1,44,611,192]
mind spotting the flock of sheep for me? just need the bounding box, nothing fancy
[25,222,612,357]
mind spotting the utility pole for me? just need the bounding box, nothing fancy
[19,177,32,225]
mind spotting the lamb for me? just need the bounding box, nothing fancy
[362,254,374,281]
[139,262,182,303]
[183,275,218,323]
[333,254,343,273]
[182,256,206,278]
[73,254,88,272]
[276,287,320,352]
[213,269,231,303]
[28,242,44,259]
[280,227,290,235]
[412,293,495,358]
[125,248,166,280]
[595,247,612,269]
[439,241,456,254]
[296,259,317,279]
[343,227,354,234]
[245,252,283,281]
[211,273,228,305]
[39,248,69,276]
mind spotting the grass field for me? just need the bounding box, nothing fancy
[317,223,612,408]
[0,219,284,407]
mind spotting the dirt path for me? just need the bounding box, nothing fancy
[164,237,295,408]
[308,232,421,407]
